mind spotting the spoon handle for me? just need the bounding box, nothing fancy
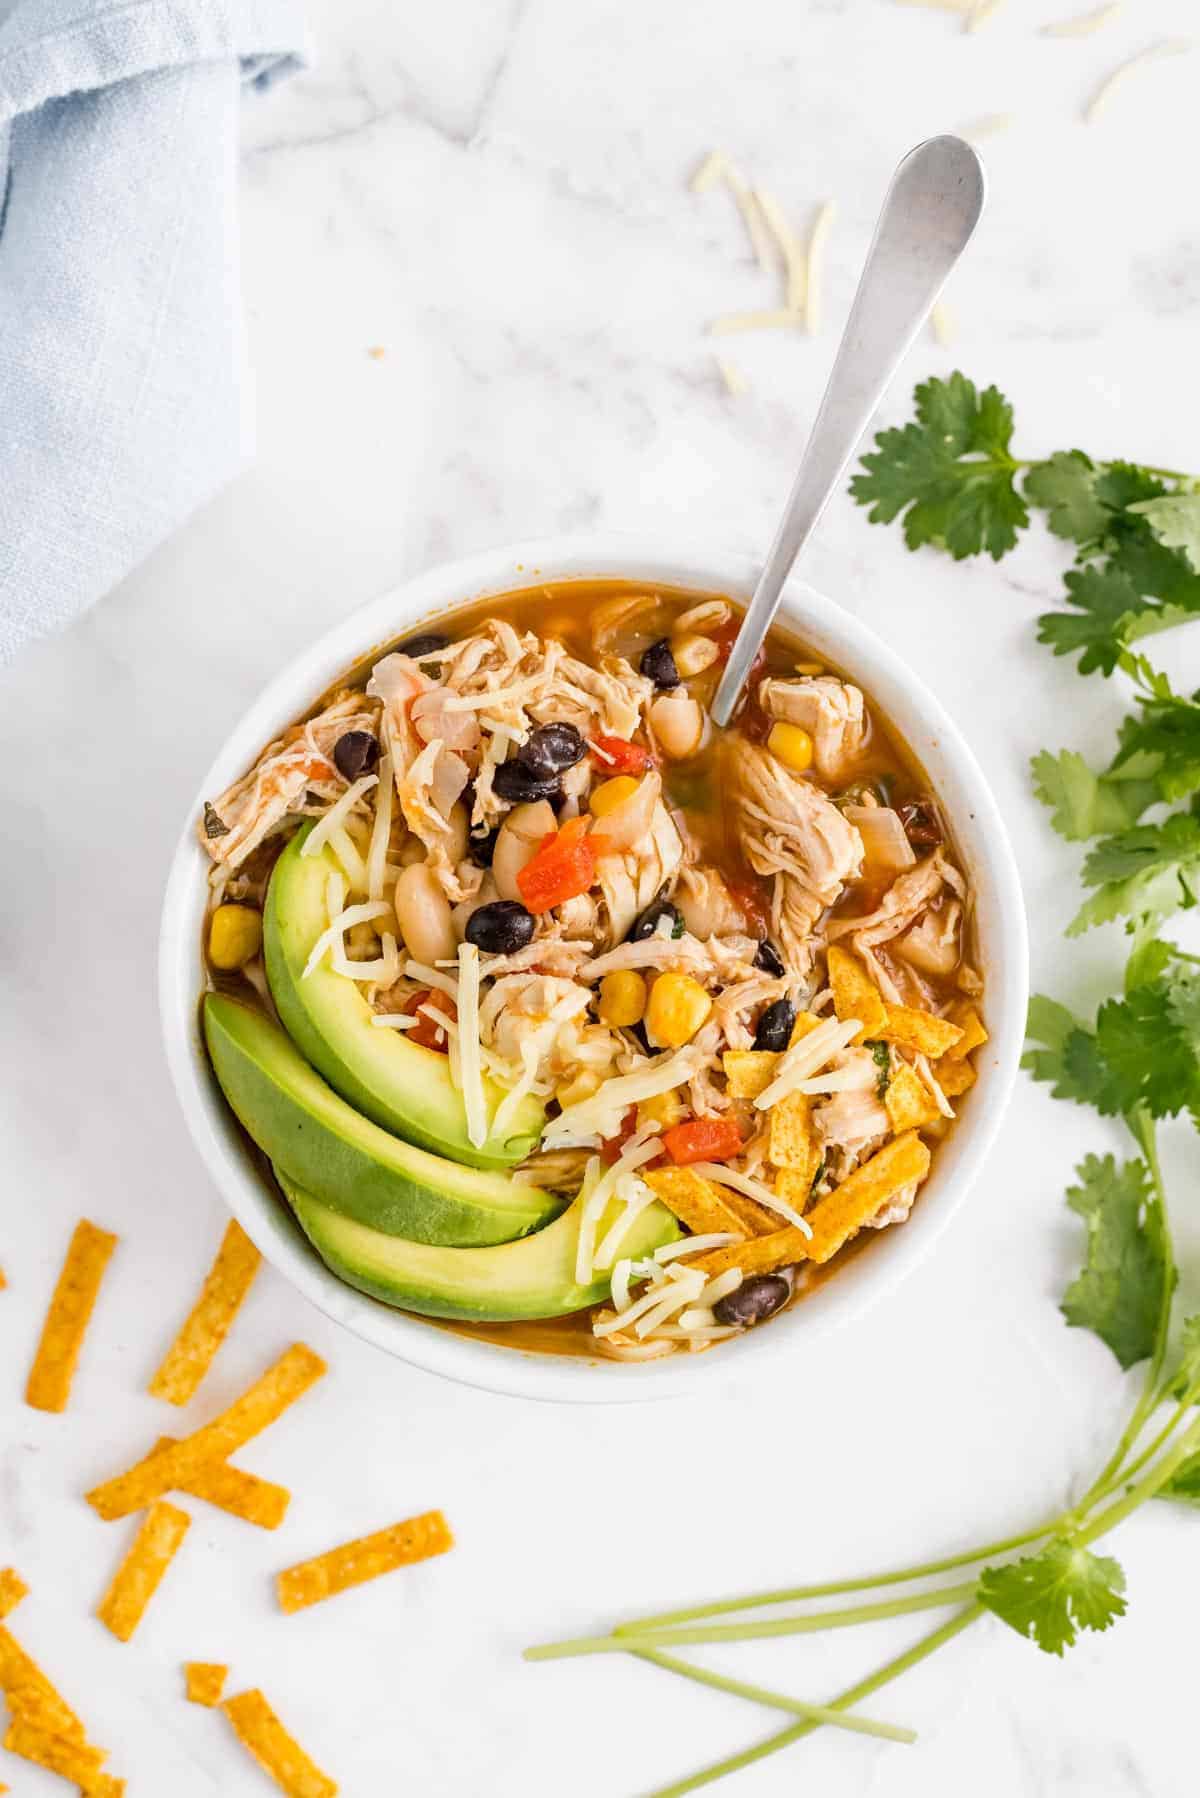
[710,135,986,728]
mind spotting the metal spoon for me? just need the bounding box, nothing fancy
[710,135,986,728]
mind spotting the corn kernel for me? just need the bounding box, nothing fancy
[556,1068,603,1108]
[637,1089,686,1132]
[208,904,263,971]
[598,969,647,1027]
[645,972,712,1048]
[590,776,640,819]
[767,721,814,774]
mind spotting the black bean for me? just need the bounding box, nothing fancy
[399,632,450,658]
[898,799,942,848]
[518,722,586,779]
[468,826,500,868]
[464,900,535,954]
[203,802,229,839]
[492,761,563,804]
[753,939,785,978]
[640,638,681,689]
[753,998,795,1052]
[629,896,683,942]
[333,730,380,782]
[713,1271,795,1328]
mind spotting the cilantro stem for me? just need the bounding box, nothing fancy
[614,1522,1058,1635]
[629,1650,917,1744]
[525,1582,977,1660]
[640,1606,982,1798]
[1097,1385,1196,1497]
[1074,1410,1200,1545]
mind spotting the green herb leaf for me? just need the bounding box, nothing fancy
[1060,1155,1167,1369]
[978,1542,1127,1656]
[850,373,1027,560]
[1022,997,1107,1106]
[1031,750,1144,842]
[1037,566,1144,677]
[1166,1316,1200,1403]
[1069,813,1200,936]
[1024,452,1108,548]
[1093,973,1200,1122]
[1128,495,1200,573]
[871,1041,891,1097]
[1108,664,1200,806]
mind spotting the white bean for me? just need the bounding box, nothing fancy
[443,801,469,865]
[394,863,456,964]
[651,690,707,760]
[492,800,556,900]
[671,633,719,677]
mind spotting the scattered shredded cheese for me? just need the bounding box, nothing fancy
[755,187,807,310]
[456,943,488,1150]
[403,959,459,1000]
[930,300,955,347]
[633,1269,709,1338]
[327,826,369,894]
[1042,2,1122,37]
[366,750,394,901]
[688,1163,812,1235]
[1084,39,1191,125]
[371,1012,418,1029]
[546,1046,706,1148]
[690,148,728,194]
[960,113,1015,142]
[965,0,1004,30]
[302,877,392,982]
[755,1016,862,1110]
[301,775,378,860]
[594,1176,659,1271]
[697,1268,743,1308]
[723,169,776,273]
[709,309,802,336]
[654,1233,738,1263]
[574,1135,665,1285]
[804,201,835,336]
[587,737,618,765]
[715,355,748,396]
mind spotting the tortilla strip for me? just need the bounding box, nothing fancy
[710,1188,784,1237]
[0,1627,87,1740]
[25,1220,118,1413]
[97,1502,191,1643]
[642,1168,748,1240]
[149,1220,262,1407]
[721,1050,779,1100]
[827,945,888,1042]
[767,1091,819,1181]
[87,1344,326,1521]
[185,1661,229,1707]
[2,1719,107,1787]
[884,1062,943,1133]
[153,1435,290,1530]
[222,1688,338,1797]
[937,1058,977,1098]
[879,1003,964,1059]
[692,1224,812,1282]
[0,1570,28,1620]
[945,1001,988,1059]
[277,1511,454,1615]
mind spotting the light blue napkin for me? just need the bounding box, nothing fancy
[0,0,306,664]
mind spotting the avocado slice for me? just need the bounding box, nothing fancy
[204,994,558,1247]
[264,828,544,1168]
[274,1166,681,1322]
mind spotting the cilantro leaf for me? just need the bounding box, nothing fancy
[1031,749,1145,842]
[1069,813,1200,936]
[1022,996,1107,1106]
[1061,1154,1167,1369]
[1024,452,1108,548]
[1037,566,1143,676]
[1166,1316,1200,1402]
[1108,664,1200,805]
[1093,973,1200,1123]
[851,372,1027,560]
[978,1542,1127,1656]
[1128,495,1200,573]
[1154,1454,1200,1509]
[1092,462,1168,514]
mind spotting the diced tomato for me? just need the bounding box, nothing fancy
[601,1108,664,1166]
[517,816,598,913]
[661,1115,743,1166]
[402,987,456,1052]
[726,876,769,935]
[591,735,653,776]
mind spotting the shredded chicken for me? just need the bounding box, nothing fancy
[594,802,683,947]
[727,739,863,968]
[759,676,869,782]
[395,740,472,900]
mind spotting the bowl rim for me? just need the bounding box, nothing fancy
[159,531,1029,1404]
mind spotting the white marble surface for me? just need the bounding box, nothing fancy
[3,1,1200,1792]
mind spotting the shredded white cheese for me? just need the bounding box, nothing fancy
[690,147,728,194]
[371,1012,418,1029]
[1042,1,1122,36]
[965,0,1004,30]
[1084,39,1191,124]
[960,113,1015,142]
[698,1268,743,1308]
[724,169,776,274]
[709,308,802,336]
[302,876,392,982]
[574,1135,664,1286]
[455,943,488,1150]
[301,774,378,860]
[633,1268,709,1338]
[594,1176,659,1270]
[688,1162,812,1235]
[403,959,459,1000]
[804,201,835,336]
[715,354,748,397]
[654,1233,738,1263]
[930,300,955,347]
[327,826,369,894]
[754,1016,862,1110]
[546,1046,706,1148]
[366,750,393,901]
[755,187,807,311]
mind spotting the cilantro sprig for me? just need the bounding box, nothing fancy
[852,373,1200,675]
[526,378,1200,1798]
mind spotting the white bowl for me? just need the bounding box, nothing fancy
[160,534,1028,1403]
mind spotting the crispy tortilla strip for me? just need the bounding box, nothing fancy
[185,1661,229,1707]
[0,1628,87,1740]
[945,1001,988,1059]
[222,1689,338,1798]
[711,1188,784,1237]
[884,1062,943,1133]
[776,1167,820,1211]
[693,1225,811,1281]
[722,1050,778,1100]
[804,1131,931,1263]
[25,1220,118,1414]
[153,1435,291,1530]
[827,946,888,1042]
[87,1344,326,1521]
[149,1220,262,1407]
[2,1719,106,1784]
[277,1511,454,1616]
[790,1009,822,1045]
[936,1058,977,1099]
[879,1003,964,1059]
[643,1167,748,1239]
[97,1501,191,1643]
[0,1570,28,1620]
[767,1091,819,1181]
